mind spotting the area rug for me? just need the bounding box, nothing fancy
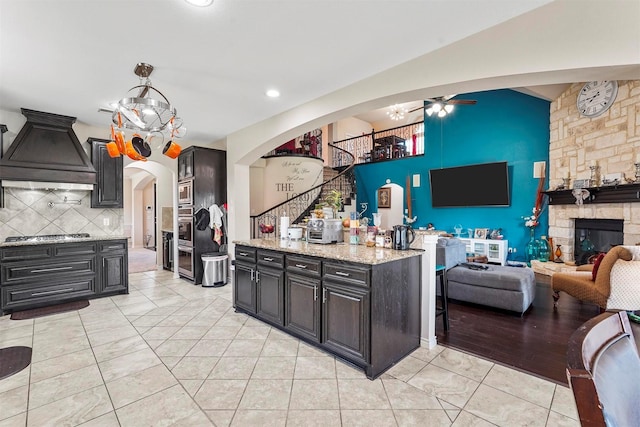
[0,346,32,380]
[10,300,89,320]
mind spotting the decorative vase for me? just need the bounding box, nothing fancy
[525,228,539,265]
[538,236,551,262]
[554,244,563,263]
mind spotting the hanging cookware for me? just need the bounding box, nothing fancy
[131,133,151,157]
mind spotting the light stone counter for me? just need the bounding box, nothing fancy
[233,238,422,265]
[0,235,128,248]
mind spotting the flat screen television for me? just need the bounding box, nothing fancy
[429,161,510,207]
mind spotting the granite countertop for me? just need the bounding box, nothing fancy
[0,235,128,248]
[233,239,422,265]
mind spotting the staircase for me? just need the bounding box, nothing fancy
[251,143,355,238]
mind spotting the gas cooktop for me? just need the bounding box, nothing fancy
[5,233,91,242]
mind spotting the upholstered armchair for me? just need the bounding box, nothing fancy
[551,245,640,311]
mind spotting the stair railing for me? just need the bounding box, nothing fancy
[251,143,355,239]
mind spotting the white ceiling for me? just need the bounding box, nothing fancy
[0,0,563,144]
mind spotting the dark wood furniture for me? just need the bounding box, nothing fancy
[544,183,640,205]
[566,311,640,426]
[234,243,421,379]
[435,265,449,331]
[177,146,227,284]
[371,135,407,162]
[0,239,128,315]
[88,137,123,208]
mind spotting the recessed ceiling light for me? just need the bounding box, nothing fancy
[185,0,213,7]
[266,89,280,98]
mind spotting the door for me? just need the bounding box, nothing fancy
[89,138,123,208]
[256,265,284,326]
[285,273,321,342]
[321,281,369,364]
[100,252,127,294]
[234,262,256,313]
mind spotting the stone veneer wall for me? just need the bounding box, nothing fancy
[548,80,640,262]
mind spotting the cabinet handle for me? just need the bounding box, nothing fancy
[295,264,307,269]
[250,269,255,281]
[31,266,73,273]
[106,245,121,249]
[313,285,317,301]
[263,257,274,261]
[103,259,105,268]
[339,294,361,302]
[335,271,350,277]
[239,252,248,256]
[32,288,74,296]
[322,287,327,303]
[255,271,260,282]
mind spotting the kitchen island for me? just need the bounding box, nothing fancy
[233,239,422,379]
[0,235,129,315]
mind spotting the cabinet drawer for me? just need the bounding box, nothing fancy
[2,277,96,310]
[2,257,96,284]
[257,250,284,268]
[99,240,127,252]
[1,246,52,262]
[323,262,370,287]
[235,247,256,263]
[55,243,97,257]
[286,255,321,277]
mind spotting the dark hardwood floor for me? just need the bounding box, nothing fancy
[436,274,601,385]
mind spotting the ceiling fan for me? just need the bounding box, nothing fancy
[408,95,477,117]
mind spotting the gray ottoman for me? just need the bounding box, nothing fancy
[446,263,536,314]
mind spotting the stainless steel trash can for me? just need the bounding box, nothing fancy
[201,253,228,287]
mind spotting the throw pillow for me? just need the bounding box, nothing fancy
[592,252,606,281]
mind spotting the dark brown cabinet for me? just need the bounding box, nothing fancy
[234,246,257,313]
[285,272,321,342]
[0,239,129,315]
[322,280,369,364]
[234,245,420,379]
[98,241,128,294]
[177,146,227,284]
[89,138,123,208]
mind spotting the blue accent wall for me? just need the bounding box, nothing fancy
[354,89,550,261]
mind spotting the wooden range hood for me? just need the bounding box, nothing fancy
[0,108,96,188]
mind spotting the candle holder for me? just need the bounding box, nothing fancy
[589,165,600,187]
[562,177,571,189]
[635,163,640,183]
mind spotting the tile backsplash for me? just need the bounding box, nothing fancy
[0,187,124,241]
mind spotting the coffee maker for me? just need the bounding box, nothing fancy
[392,225,415,250]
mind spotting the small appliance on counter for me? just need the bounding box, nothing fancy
[287,226,303,240]
[306,219,344,244]
[392,225,416,250]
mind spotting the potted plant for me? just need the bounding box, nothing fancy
[323,189,343,219]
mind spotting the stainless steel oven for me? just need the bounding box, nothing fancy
[178,215,194,246]
[177,245,194,279]
[178,179,193,206]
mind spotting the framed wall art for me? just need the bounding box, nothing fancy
[474,228,489,239]
[377,187,391,208]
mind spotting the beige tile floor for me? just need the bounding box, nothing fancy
[0,269,581,426]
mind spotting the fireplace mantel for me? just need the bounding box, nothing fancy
[544,183,640,205]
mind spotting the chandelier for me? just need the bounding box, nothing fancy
[106,63,184,161]
[386,104,408,121]
[425,102,454,118]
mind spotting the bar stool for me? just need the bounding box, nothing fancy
[435,264,449,331]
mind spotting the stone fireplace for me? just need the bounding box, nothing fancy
[547,80,640,264]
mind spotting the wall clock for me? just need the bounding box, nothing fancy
[576,80,618,118]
